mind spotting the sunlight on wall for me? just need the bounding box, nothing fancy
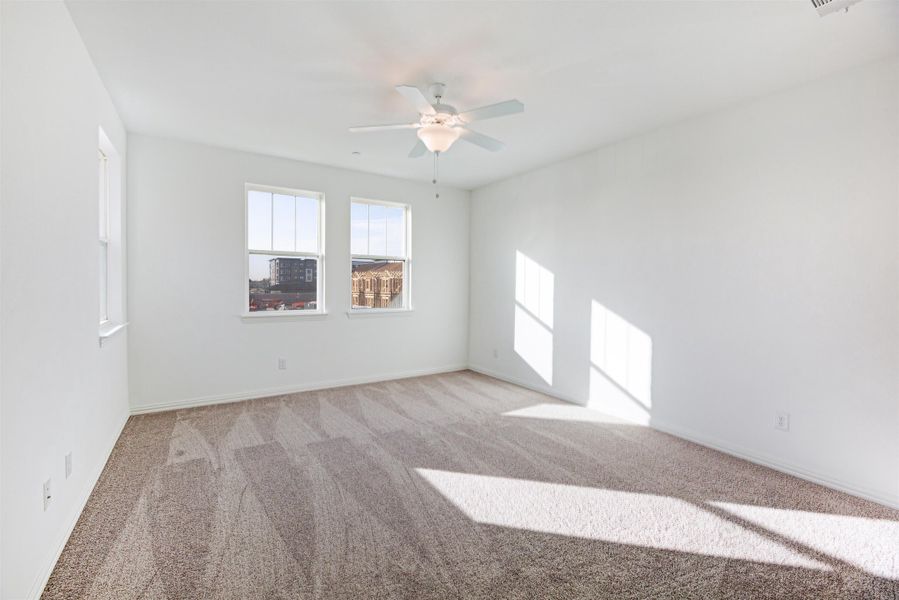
[589,300,652,424]
[514,251,554,384]
[503,403,629,424]
[416,469,829,570]
[711,502,899,579]
[514,307,553,385]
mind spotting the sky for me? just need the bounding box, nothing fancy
[248,192,405,280]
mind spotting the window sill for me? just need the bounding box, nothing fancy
[240,311,328,322]
[346,308,414,318]
[98,321,127,346]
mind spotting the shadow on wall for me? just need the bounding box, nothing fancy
[513,251,554,385]
[513,250,653,427]
[589,300,653,425]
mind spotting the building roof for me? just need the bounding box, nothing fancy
[352,262,402,275]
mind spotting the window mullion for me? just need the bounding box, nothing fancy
[248,249,319,258]
[351,253,406,261]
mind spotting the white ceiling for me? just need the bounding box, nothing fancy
[67,1,898,190]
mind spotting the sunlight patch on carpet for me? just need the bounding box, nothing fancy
[502,403,628,424]
[416,468,829,571]
[710,501,899,579]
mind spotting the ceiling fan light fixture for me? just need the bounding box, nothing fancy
[349,83,523,159]
[416,124,460,153]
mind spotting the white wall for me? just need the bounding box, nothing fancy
[0,3,130,599]
[127,135,470,411]
[469,57,899,508]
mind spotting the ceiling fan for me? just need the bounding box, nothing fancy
[349,83,524,157]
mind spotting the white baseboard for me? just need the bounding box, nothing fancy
[650,418,899,510]
[27,410,130,600]
[130,364,469,415]
[468,364,587,406]
[470,363,899,510]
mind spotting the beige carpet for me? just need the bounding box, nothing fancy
[43,370,898,599]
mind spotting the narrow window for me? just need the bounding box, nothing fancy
[98,148,109,323]
[246,185,324,313]
[350,199,410,310]
[98,126,123,337]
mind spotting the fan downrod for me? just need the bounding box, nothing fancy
[428,82,447,103]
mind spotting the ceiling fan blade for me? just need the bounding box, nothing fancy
[349,123,419,133]
[458,127,505,152]
[458,99,524,123]
[408,140,427,158]
[395,85,436,115]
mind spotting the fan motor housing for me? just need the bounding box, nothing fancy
[428,82,447,101]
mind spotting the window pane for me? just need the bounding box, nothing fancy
[99,242,108,322]
[296,196,318,253]
[351,202,369,255]
[385,206,405,257]
[249,254,318,311]
[272,193,296,252]
[247,191,272,250]
[368,204,387,256]
[351,259,404,309]
[98,152,108,238]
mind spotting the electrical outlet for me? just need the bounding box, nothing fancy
[43,479,52,511]
[278,357,287,370]
[65,452,73,479]
[775,412,790,432]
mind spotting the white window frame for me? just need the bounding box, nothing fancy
[244,183,326,318]
[99,147,109,324]
[349,197,412,315]
[98,127,126,344]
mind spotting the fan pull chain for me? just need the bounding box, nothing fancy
[433,151,440,199]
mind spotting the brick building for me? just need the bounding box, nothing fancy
[352,261,403,308]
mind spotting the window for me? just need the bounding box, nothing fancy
[98,127,124,340]
[350,199,410,310]
[98,148,109,323]
[246,184,324,314]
